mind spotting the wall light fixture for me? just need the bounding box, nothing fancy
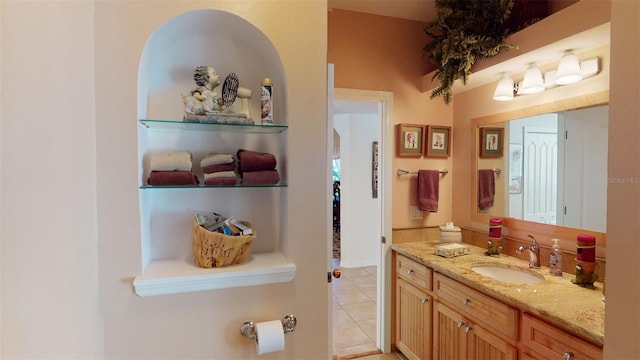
[492,53,600,101]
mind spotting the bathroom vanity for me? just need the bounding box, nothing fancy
[392,242,604,360]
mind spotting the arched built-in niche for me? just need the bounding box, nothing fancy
[134,9,294,297]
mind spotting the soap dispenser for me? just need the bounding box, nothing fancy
[550,239,563,276]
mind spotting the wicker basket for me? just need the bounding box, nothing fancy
[191,218,256,268]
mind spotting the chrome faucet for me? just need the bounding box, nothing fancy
[517,234,541,269]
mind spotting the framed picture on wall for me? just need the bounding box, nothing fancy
[396,124,424,157]
[425,125,451,158]
[480,127,504,158]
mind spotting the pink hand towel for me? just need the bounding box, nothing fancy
[237,149,277,172]
[417,170,439,212]
[203,161,236,174]
[147,171,198,186]
[478,169,495,210]
[242,170,280,185]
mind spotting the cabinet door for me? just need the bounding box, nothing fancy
[433,301,466,360]
[466,319,517,360]
[396,278,432,360]
[435,301,516,360]
[521,313,602,360]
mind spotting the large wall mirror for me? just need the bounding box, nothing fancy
[471,91,609,237]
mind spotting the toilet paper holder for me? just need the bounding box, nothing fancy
[240,314,297,340]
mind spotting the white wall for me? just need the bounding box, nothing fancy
[2,1,329,359]
[334,113,381,268]
[0,1,102,358]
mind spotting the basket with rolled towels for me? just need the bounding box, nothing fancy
[201,153,238,186]
[147,151,199,186]
[237,149,280,185]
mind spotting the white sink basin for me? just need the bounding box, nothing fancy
[471,264,545,284]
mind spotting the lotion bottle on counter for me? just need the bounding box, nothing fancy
[550,238,563,276]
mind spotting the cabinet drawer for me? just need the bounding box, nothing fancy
[521,313,602,360]
[396,254,432,291]
[434,273,518,341]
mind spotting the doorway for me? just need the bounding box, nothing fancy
[330,88,393,358]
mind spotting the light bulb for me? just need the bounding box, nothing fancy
[556,51,583,85]
[493,73,514,101]
[520,64,545,94]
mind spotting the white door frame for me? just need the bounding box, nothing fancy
[332,88,393,353]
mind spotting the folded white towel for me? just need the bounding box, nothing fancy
[204,171,237,180]
[201,153,234,167]
[149,151,192,172]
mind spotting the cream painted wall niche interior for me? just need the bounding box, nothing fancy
[133,9,294,296]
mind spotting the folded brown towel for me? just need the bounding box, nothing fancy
[204,177,237,186]
[203,161,236,174]
[147,171,198,186]
[478,169,495,210]
[417,170,439,212]
[237,149,277,173]
[242,170,280,185]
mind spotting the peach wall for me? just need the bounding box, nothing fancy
[328,9,453,230]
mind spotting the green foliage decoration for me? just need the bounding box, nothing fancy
[423,0,517,104]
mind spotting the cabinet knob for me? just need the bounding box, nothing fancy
[463,298,471,305]
[421,298,428,304]
[464,326,472,333]
[563,352,574,360]
[456,321,465,328]
[406,269,414,275]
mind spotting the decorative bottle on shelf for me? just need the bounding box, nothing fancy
[260,78,273,125]
[549,238,563,276]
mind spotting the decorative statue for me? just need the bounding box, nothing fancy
[182,65,254,124]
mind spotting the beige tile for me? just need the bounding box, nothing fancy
[334,288,372,306]
[333,322,372,349]
[340,267,372,278]
[361,286,377,302]
[349,275,377,288]
[358,318,377,340]
[333,306,354,326]
[362,266,377,275]
[342,300,376,322]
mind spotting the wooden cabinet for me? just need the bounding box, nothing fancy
[393,250,601,360]
[434,299,516,360]
[394,254,433,359]
[432,273,517,360]
[520,313,602,360]
[434,273,518,342]
[396,278,432,360]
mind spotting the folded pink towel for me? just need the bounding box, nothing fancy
[237,149,277,173]
[478,169,495,210]
[147,171,198,186]
[417,170,439,212]
[203,161,236,174]
[204,177,237,186]
[242,170,280,185]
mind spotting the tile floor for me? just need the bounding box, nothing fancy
[332,258,379,359]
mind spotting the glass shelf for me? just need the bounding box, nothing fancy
[140,184,287,189]
[139,119,287,133]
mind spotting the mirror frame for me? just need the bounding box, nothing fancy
[471,90,609,247]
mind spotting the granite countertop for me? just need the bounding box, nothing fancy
[392,241,605,346]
